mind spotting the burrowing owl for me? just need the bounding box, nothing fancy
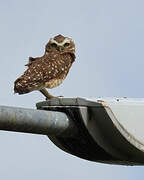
[14,34,76,99]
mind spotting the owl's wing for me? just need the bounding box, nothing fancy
[69,53,76,63]
[15,53,74,94]
[25,57,41,66]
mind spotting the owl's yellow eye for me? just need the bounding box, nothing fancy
[51,43,57,48]
[64,42,70,47]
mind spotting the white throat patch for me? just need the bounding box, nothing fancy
[50,38,71,46]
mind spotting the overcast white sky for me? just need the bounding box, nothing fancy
[0,0,144,179]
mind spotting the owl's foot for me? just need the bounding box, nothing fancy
[45,96,63,100]
[40,89,55,100]
[45,96,57,100]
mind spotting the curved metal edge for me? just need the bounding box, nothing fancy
[47,106,143,165]
[43,106,118,164]
[80,105,144,165]
[105,106,144,153]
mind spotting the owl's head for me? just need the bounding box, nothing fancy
[45,34,75,54]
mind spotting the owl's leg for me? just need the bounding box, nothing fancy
[40,88,55,100]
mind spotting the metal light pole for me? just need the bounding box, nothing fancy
[0,105,77,137]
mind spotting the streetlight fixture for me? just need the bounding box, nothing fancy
[0,97,144,165]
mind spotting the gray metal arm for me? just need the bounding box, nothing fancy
[0,106,76,137]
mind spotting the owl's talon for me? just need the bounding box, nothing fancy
[45,96,62,100]
[45,97,57,100]
[45,96,63,101]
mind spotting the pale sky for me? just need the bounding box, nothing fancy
[0,0,144,179]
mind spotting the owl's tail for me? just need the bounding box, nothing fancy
[14,78,31,94]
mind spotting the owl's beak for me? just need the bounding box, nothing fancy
[57,45,64,51]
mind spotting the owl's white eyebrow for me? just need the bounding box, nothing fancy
[50,38,70,46]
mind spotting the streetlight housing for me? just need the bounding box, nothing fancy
[37,97,144,165]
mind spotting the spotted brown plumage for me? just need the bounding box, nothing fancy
[14,34,76,99]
